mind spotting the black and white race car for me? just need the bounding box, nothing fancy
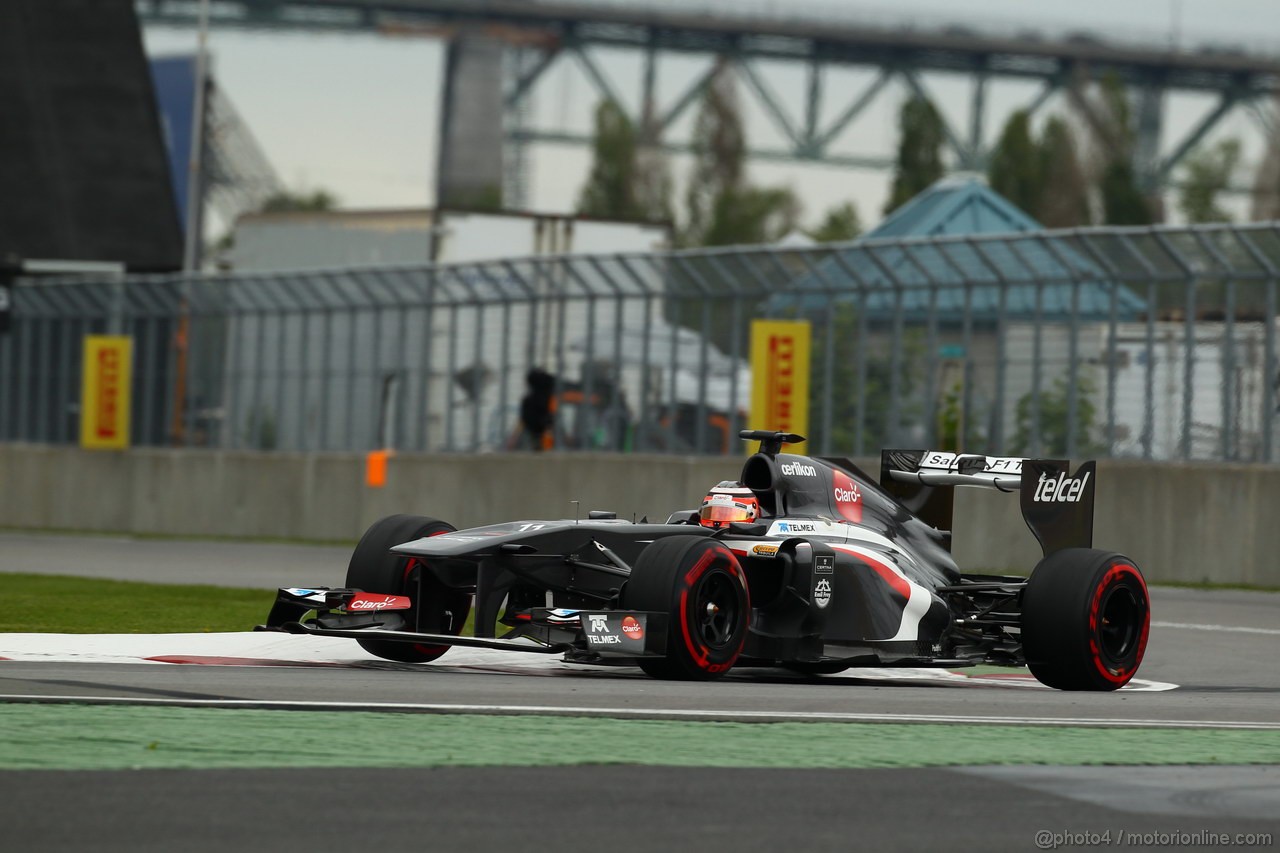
[261,431,1150,691]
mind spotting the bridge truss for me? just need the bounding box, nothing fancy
[138,0,1280,204]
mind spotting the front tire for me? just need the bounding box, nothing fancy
[345,514,471,663]
[1021,548,1150,691]
[622,536,749,680]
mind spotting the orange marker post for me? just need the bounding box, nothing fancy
[365,449,391,488]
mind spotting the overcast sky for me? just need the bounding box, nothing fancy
[142,0,1280,232]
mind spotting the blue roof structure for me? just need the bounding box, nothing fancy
[870,173,1046,239]
[774,175,1145,322]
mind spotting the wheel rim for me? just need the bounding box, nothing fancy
[693,570,741,649]
[1097,582,1143,664]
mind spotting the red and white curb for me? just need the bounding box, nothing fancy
[0,633,1177,691]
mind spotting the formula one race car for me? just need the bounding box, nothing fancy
[260,431,1151,691]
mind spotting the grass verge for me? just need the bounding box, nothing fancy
[2,704,1278,771]
[0,574,272,634]
[0,526,356,548]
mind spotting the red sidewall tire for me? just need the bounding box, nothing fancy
[623,536,749,680]
[1022,548,1150,691]
[345,514,470,663]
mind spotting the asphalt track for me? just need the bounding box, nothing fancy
[3,531,1278,727]
[3,532,1279,851]
[2,765,1277,853]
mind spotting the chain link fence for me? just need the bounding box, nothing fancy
[3,222,1278,463]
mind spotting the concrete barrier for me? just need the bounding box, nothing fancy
[0,444,740,542]
[948,459,1280,586]
[1,444,1275,586]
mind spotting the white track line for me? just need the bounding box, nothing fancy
[0,694,1272,730]
[1152,621,1280,636]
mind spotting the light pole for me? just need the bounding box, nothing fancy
[175,0,210,444]
[181,0,210,274]
[1170,0,1184,51]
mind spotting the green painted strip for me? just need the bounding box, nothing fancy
[3,705,1279,771]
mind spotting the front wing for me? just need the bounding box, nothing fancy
[257,586,670,660]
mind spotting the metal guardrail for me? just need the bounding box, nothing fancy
[3,221,1278,463]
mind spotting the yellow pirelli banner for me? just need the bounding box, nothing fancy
[749,319,810,453]
[80,335,132,450]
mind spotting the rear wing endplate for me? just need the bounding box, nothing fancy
[880,450,1095,557]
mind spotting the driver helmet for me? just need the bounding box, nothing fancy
[699,481,760,529]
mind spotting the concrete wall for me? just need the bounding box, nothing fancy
[2,444,1275,587]
[0,444,739,542]
[946,459,1280,586]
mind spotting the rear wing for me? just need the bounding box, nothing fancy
[880,450,1096,557]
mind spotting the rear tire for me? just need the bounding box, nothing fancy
[1021,548,1150,691]
[345,514,471,663]
[622,536,749,680]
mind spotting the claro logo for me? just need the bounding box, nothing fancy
[832,471,863,523]
[1034,471,1091,503]
[621,616,644,641]
[347,594,410,611]
[780,461,817,477]
[834,484,861,504]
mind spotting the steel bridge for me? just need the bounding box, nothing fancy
[138,0,1280,201]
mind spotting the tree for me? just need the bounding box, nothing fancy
[684,58,744,246]
[214,187,339,256]
[1252,97,1280,221]
[1100,159,1152,225]
[634,97,674,224]
[988,110,1043,217]
[260,189,338,213]
[806,202,862,243]
[1011,375,1102,457]
[803,305,925,454]
[577,100,643,220]
[1036,116,1092,227]
[1179,138,1241,223]
[934,380,987,453]
[701,186,799,247]
[1082,75,1154,225]
[988,111,1090,227]
[681,59,798,246]
[885,96,946,215]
